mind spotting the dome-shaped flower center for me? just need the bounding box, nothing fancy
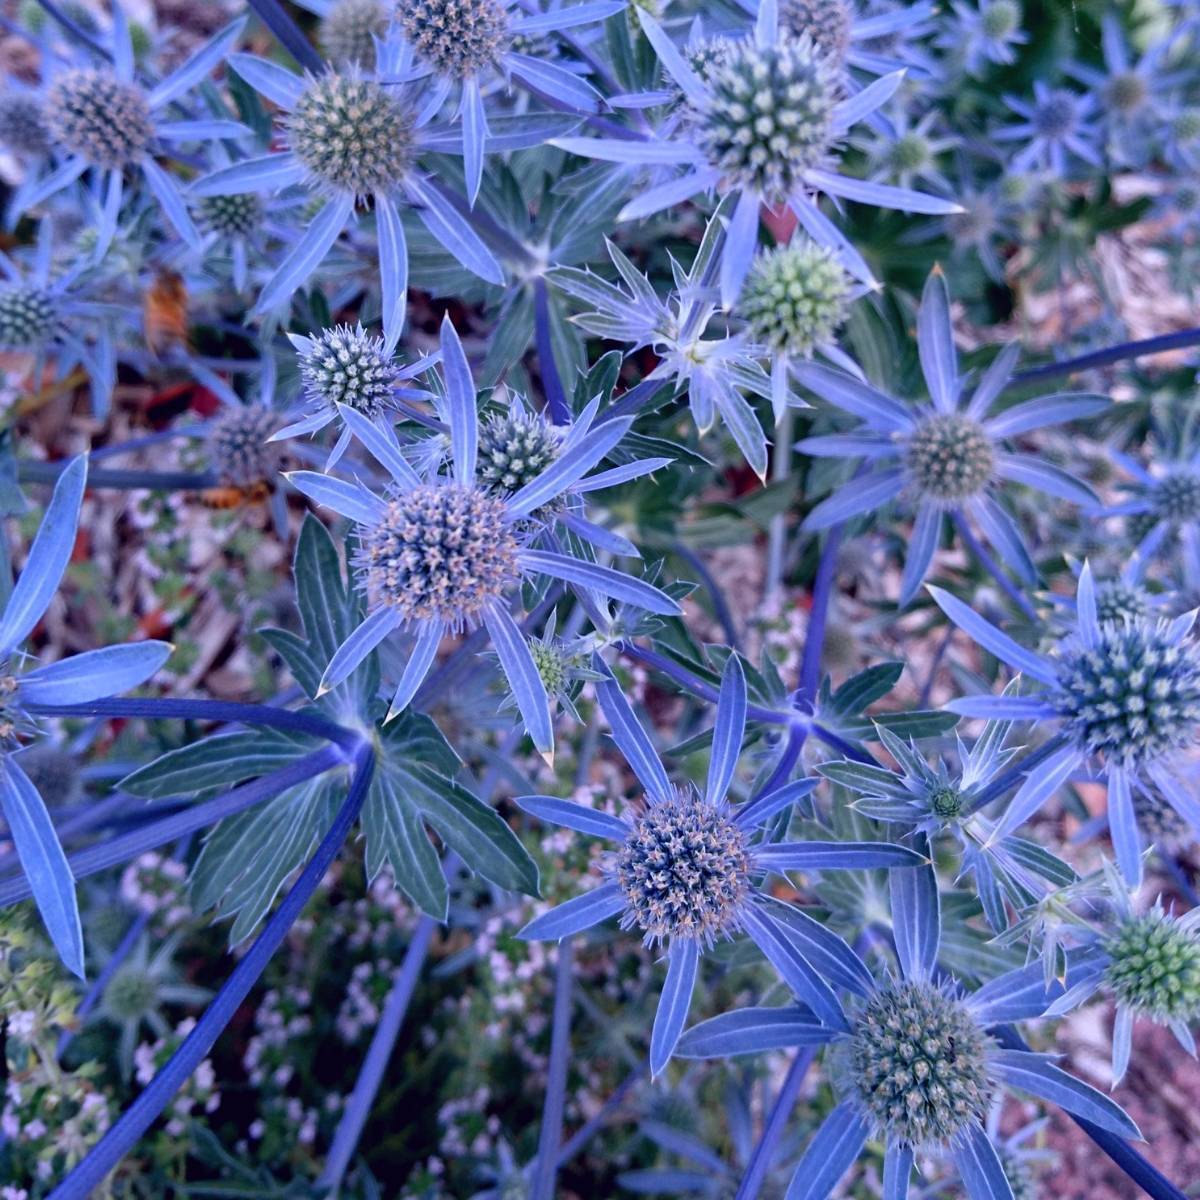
[1152,471,1200,525]
[615,791,751,945]
[0,92,49,156]
[209,405,284,488]
[779,0,853,65]
[929,785,963,818]
[105,967,159,1021]
[741,240,849,355]
[298,324,401,419]
[358,483,518,626]
[320,0,390,67]
[0,285,57,350]
[1094,580,1149,626]
[529,639,570,693]
[399,0,511,79]
[196,192,264,239]
[695,35,836,206]
[478,411,563,494]
[1106,911,1200,1022]
[981,0,1021,39]
[1050,620,1200,766]
[905,413,995,502]
[287,75,416,197]
[45,68,152,169]
[887,131,933,174]
[850,981,993,1146]
[1104,71,1147,114]
[1032,91,1079,139]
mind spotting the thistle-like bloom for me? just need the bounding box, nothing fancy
[1045,867,1200,1085]
[0,457,171,977]
[286,316,680,752]
[936,0,1028,75]
[818,704,1073,934]
[930,563,1200,888]
[796,269,1107,605]
[993,81,1101,176]
[552,5,961,304]
[0,220,122,416]
[14,8,248,255]
[551,212,777,476]
[518,655,923,1074]
[276,324,436,467]
[0,89,50,158]
[857,107,956,193]
[1106,434,1200,565]
[309,0,391,67]
[393,0,625,205]
[191,37,524,347]
[677,864,1140,1199]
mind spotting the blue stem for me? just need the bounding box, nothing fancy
[246,0,323,73]
[26,697,360,750]
[555,1066,646,1168]
[674,543,740,651]
[734,1046,817,1200]
[34,0,110,59]
[598,377,673,425]
[18,461,217,490]
[994,1027,1187,1200]
[530,936,575,1200]
[0,746,344,908]
[950,510,1037,622]
[48,743,374,1200]
[796,525,844,703]
[962,734,1067,817]
[1012,326,1200,383]
[534,277,571,426]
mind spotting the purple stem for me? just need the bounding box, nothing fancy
[950,510,1037,622]
[1012,326,1200,383]
[18,461,217,491]
[530,937,576,1200]
[733,1046,817,1200]
[246,0,323,72]
[796,525,844,703]
[674,543,741,651]
[534,277,571,426]
[0,746,344,908]
[554,1066,647,1168]
[962,735,1067,817]
[598,377,673,426]
[48,743,375,1199]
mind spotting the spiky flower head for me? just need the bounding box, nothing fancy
[1050,620,1200,767]
[1132,786,1191,851]
[357,483,519,627]
[928,783,964,819]
[104,965,159,1022]
[694,34,837,205]
[1094,579,1151,626]
[981,0,1021,39]
[45,68,152,169]
[779,0,853,64]
[286,73,415,198]
[849,980,994,1147]
[0,92,49,156]
[196,192,264,239]
[881,130,936,176]
[741,240,849,356]
[1031,89,1083,139]
[0,285,57,350]
[1105,907,1200,1022]
[1150,470,1200,528]
[614,790,752,946]
[478,409,563,494]
[321,0,390,67]
[208,405,284,487]
[399,0,511,79]
[1102,71,1147,116]
[298,324,401,420]
[905,413,996,503]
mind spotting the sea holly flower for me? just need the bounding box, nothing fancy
[936,0,1028,76]
[275,324,438,468]
[1044,865,1200,1086]
[817,701,1078,934]
[770,0,939,78]
[393,0,626,205]
[191,38,520,347]
[13,7,249,255]
[796,269,1108,606]
[929,562,1200,888]
[857,106,956,194]
[0,220,124,416]
[550,209,778,476]
[517,655,924,1075]
[992,81,1101,176]
[677,863,1140,1200]
[1105,434,1200,565]
[286,315,680,754]
[0,87,51,159]
[0,456,171,978]
[304,0,392,68]
[551,4,961,305]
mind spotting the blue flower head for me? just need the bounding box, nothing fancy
[287,316,681,752]
[518,655,922,1074]
[797,269,1107,606]
[993,81,1101,176]
[0,457,171,978]
[931,562,1200,888]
